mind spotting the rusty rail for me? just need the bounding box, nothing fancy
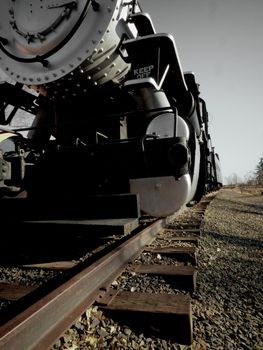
[0,218,165,350]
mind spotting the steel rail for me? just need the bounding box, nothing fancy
[0,218,166,350]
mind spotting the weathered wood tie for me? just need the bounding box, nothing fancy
[0,283,38,301]
[130,264,197,291]
[144,246,197,265]
[96,288,193,345]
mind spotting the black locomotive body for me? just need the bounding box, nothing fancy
[0,0,222,216]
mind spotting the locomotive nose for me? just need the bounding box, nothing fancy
[0,0,134,91]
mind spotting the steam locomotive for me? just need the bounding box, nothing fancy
[0,0,222,217]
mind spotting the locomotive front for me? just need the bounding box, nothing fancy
[0,0,137,92]
[0,0,211,216]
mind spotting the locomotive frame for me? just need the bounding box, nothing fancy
[0,0,222,217]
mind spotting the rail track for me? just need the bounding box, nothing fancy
[0,192,217,350]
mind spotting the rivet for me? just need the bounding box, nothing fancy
[155,183,162,190]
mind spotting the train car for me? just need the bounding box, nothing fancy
[197,97,223,193]
[209,150,223,190]
[0,0,221,217]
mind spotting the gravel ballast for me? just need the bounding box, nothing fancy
[49,188,263,349]
[2,188,261,349]
[192,188,263,350]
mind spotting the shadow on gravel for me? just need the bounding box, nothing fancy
[214,197,263,215]
[226,204,263,216]
[204,231,263,249]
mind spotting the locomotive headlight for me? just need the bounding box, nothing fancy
[146,113,176,138]
[146,112,190,140]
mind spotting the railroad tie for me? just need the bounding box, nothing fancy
[144,246,197,265]
[96,288,193,345]
[130,263,197,292]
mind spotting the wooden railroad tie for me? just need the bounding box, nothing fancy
[96,288,193,345]
[157,235,199,246]
[144,246,197,265]
[130,264,197,292]
[163,228,201,237]
[0,282,38,301]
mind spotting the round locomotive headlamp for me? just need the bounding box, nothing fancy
[0,0,134,91]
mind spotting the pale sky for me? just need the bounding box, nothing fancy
[140,0,263,182]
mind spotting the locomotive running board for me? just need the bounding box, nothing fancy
[0,193,140,221]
